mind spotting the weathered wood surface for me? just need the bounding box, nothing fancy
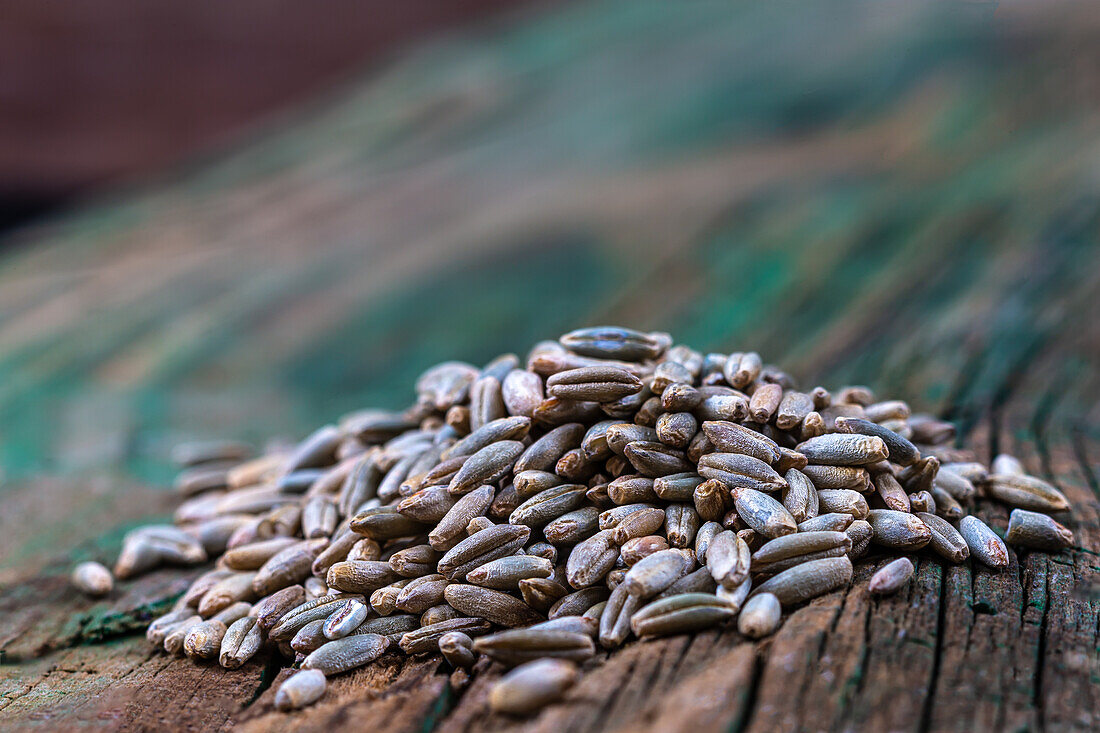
[2,1,1099,730]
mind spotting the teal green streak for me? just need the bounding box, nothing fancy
[281,235,613,423]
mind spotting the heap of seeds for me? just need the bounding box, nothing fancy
[78,327,1075,715]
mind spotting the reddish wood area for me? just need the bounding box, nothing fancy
[0,0,549,196]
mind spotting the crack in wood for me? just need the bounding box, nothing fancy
[244,652,283,709]
[729,648,763,733]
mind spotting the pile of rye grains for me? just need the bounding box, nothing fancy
[72,327,1075,715]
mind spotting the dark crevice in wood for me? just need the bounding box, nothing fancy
[423,663,457,733]
[1016,557,1031,626]
[783,592,849,730]
[637,645,670,726]
[917,562,946,733]
[0,678,35,712]
[588,654,636,732]
[244,651,283,708]
[825,591,846,644]
[117,643,162,683]
[729,647,763,733]
[830,586,859,726]
[851,600,874,705]
[666,633,694,682]
[1034,556,1051,732]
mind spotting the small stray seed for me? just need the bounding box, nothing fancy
[489,658,578,715]
[868,557,914,595]
[737,592,781,639]
[276,669,327,711]
[71,562,113,597]
[991,454,1025,476]
[1005,508,1073,552]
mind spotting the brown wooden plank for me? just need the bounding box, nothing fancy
[0,636,267,730]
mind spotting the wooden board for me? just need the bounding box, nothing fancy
[2,1,1099,730]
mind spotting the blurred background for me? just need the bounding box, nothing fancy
[1,0,1099,573]
[0,0,548,230]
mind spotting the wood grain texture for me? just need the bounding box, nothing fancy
[1,0,1099,730]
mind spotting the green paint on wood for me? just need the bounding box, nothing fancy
[280,234,612,421]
